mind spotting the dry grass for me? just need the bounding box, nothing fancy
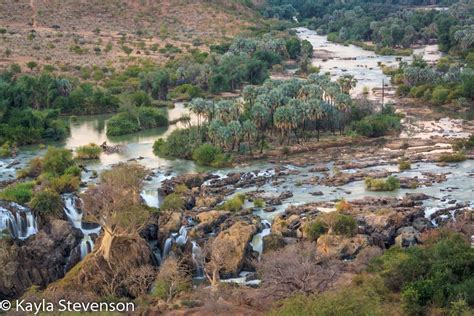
[0,0,259,72]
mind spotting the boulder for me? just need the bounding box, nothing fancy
[211,221,257,278]
[316,234,370,259]
[395,226,421,248]
[0,219,83,299]
[262,234,286,253]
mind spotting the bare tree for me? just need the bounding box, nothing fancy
[153,257,190,302]
[81,163,149,262]
[257,242,341,300]
[202,237,228,290]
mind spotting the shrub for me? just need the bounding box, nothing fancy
[161,193,184,211]
[335,199,352,212]
[48,174,81,193]
[352,114,401,137]
[365,176,400,191]
[398,159,411,171]
[76,143,102,160]
[431,86,450,105]
[30,189,62,218]
[192,144,221,166]
[0,181,35,204]
[43,147,75,176]
[453,135,474,151]
[253,198,265,208]
[0,142,13,157]
[438,152,467,163]
[106,112,139,136]
[17,157,43,179]
[220,194,245,212]
[304,220,328,241]
[153,128,201,159]
[151,257,190,302]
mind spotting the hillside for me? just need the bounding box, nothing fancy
[0,0,260,71]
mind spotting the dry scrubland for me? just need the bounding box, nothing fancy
[0,0,258,71]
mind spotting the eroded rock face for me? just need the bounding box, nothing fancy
[0,219,83,299]
[211,221,257,278]
[316,234,370,259]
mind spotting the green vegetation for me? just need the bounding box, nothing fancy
[160,193,185,212]
[29,189,63,218]
[106,107,168,136]
[262,1,472,56]
[191,144,231,167]
[155,74,399,162]
[304,212,357,241]
[352,113,401,138]
[272,231,474,316]
[219,193,246,212]
[0,181,35,204]
[365,176,400,191]
[438,152,467,163]
[454,134,474,151]
[398,158,411,171]
[75,143,102,160]
[253,198,265,208]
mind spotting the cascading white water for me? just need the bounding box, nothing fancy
[191,241,205,279]
[0,203,37,240]
[162,225,189,259]
[80,235,94,259]
[250,220,272,258]
[62,194,101,259]
[162,236,174,259]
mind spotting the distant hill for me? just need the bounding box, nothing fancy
[0,0,261,70]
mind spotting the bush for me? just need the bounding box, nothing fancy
[438,152,467,163]
[106,112,139,136]
[192,144,221,166]
[17,157,43,179]
[220,193,245,212]
[30,189,62,218]
[0,181,35,204]
[253,198,265,208]
[161,193,184,211]
[76,143,102,160]
[431,86,450,105]
[151,257,190,302]
[48,174,80,193]
[398,159,411,171]
[453,135,474,151]
[153,128,201,159]
[335,199,352,212]
[304,220,328,241]
[0,142,14,157]
[365,176,400,191]
[352,114,401,137]
[43,147,75,176]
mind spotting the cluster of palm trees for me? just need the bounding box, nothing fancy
[188,74,357,153]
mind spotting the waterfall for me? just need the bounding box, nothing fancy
[162,236,173,259]
[80,235,94,259]
[192,241,205,279]
[0,203,37,240]
[162,225,189,259]
[251,220,272,258]
[62,194,101,259]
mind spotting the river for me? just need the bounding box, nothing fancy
[0,28,472,267]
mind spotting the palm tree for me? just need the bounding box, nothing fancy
[251,103,269,153]
[227,120,243,152]
[337,75,358,94]
[189,98,207,128]
[307,99,324,141]
[274,105,297,145]
[242,120,257,155]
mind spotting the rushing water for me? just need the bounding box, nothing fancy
[296,27,442,101]
[0,29,469,281]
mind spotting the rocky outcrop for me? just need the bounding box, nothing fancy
[190,210,230,238]
[0,219,83,299]
[395,226,421,247]
[316,234,370,259]
[211,221,257,278]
